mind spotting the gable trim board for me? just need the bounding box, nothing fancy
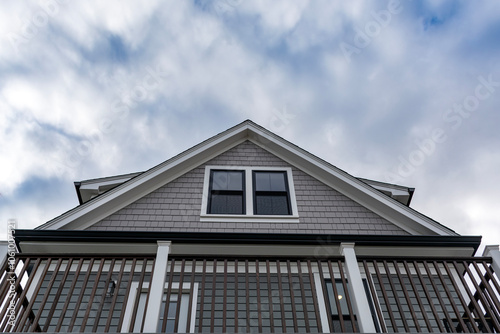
[36,120,457,236]
[74,171,142,204]
[358,178,414,206]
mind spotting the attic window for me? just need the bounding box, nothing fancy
[253,171,291,215]
[201,166,299,223]
[208,170,245,214]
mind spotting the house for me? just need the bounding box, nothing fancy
[1,120,499,333]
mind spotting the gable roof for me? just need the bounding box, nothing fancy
[36,120,457,235]
[73,170,415,207]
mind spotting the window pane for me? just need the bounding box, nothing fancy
[272,196,289,214]
[133,293,148,332]
[269,172,286,191]
[255,172,286,191]
[167,300,178,318]
[210,194,243,214]
[165,319,175,333]
[336,281,348,314]
[178,294,190,333]
[255,172,270,191]
[255,195,273,214]
[326,281,337,314]
[326,280,351,316]
[255,195,289,215]
[212,171,243,190]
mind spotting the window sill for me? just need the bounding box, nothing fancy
[200,214,300,223]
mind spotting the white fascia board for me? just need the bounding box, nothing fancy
[247,128,457,236]
[79,177,136,191]
[40,125,251,230]
[359,179,412,205]
[78,175,140,203]
[363,183,410,197]
[358,178,411,192]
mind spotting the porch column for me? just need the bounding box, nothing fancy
[483,245,500,276]
[340,243,376,333]
[143,240,171,332]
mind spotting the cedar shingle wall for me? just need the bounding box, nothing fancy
[87,141,408,235]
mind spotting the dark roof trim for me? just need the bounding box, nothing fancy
[408,187,415,206]
[14,230,482,253]
[74,182,83,205]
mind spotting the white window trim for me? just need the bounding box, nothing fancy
[121,282,198,333]
[200,166,299,223]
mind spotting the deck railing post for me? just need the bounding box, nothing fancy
[483,245,500,276]
[143,240,171,333]
[340,242,376,333]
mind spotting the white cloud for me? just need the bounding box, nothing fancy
[242,0,307,33]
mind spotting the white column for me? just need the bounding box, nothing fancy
[143,241,171,332]
[340,242,376,333]
[483,245,500,276]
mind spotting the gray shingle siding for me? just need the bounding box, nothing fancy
[88,141,409,235]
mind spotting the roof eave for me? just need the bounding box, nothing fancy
[15,229,482,254]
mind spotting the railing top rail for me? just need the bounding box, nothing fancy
[12,254,493,262]
[357,255,493,262]
[12,253,347,260]
[168,254,346,260]
[14,253,156,259]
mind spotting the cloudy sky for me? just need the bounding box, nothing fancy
[1,0,499,252]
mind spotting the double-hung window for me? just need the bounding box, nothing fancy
[201,166,298,222]
[208,170,245,214]
[253,171,291,215]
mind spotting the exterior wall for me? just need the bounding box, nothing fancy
[88,141,408,235]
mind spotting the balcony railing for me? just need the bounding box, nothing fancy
[0,254,499,333]
[0,255,156,332]
[359,257,500,333]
